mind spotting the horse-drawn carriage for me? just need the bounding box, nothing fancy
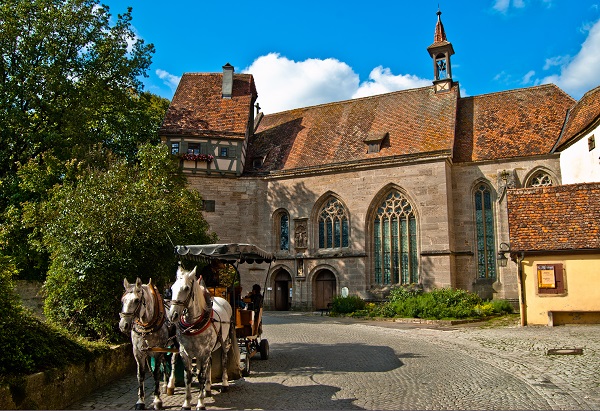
[173,243,274,376]
[119,243,274,410]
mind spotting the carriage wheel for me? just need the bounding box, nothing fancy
[259,339,269,360]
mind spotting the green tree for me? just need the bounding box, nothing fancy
[30,144,216,341]
[0,0,167,280]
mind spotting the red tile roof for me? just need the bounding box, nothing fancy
[453,84,575,163]
[160,73,257,138]
[554,84,600,150]
[246,85,459,172]
[507,183,600,252]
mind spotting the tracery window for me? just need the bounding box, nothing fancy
[277,212,289,251]
[475,184,496,279]
[318,198,349,249]
[373,191,418,285]
[529,172,553,187]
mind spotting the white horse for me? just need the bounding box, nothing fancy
[168,266,233,410]
[119,278,178,410]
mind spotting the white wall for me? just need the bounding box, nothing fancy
[560,126,600,184]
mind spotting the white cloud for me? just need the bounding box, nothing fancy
[493,0,526,13]
[243,53,430,114]
[353,67,430,99]
[540,17,600,98]
[242,53,358,113]
[156,69,181,93]
[522,70,536,84]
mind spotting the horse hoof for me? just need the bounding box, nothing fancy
[153,402,163,410]
[135,403,146,410]
[221,386,229,393]
[206,390,212,397]
[167,387,175,396]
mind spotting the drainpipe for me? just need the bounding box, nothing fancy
[515,252,526,326]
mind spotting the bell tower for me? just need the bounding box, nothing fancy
[427,9,455,93]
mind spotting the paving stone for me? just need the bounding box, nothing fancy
[68,313,600,410]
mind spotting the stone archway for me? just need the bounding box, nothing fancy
[313,270,336,310]
[273,269,292,311]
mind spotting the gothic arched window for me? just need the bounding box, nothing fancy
[277,212,289,251]
[318,198,349,249]
[373,191,418,285]
[529,171,553,187]
[475,184,496,279]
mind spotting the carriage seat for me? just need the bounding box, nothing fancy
[235,309,254,338]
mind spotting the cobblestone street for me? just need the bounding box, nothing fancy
[69,312,600,410]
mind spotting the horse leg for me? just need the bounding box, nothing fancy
[151,354,163,410]
[220,335,231,392]
[180,354,193,410]
[135,359,146,410]
[196,357,211,410]
[166,352,177,396]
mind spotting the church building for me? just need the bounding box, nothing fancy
[159,11,584,311]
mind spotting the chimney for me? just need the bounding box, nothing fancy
[222,63,234,99]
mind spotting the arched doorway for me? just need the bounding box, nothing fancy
[273,270,292,311]
[313,270,336,310]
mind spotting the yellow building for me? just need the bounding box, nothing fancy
[506,183,600,326]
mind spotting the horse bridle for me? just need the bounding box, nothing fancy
[119,288,145,321]
[170,278,194,315]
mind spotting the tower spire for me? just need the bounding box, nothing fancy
[434,8,447,43]
[427,8,455,93]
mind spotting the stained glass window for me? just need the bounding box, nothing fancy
[318,198,349,249]
[373,191,418,285]
[279,213,289,251]
[475,184,496,279]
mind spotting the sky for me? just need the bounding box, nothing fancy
[102,0,600,114]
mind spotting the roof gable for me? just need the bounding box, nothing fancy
[246,85,459,173]
[555,84,600,150]
[507,182,600,252]
[453,84,575,163]
[160,73,257,138]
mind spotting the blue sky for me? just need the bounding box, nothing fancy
[103,0,600,114]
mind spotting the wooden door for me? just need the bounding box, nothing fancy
[314,270,336,310]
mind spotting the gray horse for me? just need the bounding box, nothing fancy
[168,266,233,410]
[119,278,178,410]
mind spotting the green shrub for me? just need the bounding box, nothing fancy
[489,299,515,314]
[0,256,106,381]
[387,284,423,303]
[331,295,366,314]
[37,144,217,341]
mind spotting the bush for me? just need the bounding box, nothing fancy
[331,295,366,314]
[0,256,106,381]
[37,144,217,341]
[489,299,515,314]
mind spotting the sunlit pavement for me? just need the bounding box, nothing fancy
[69,312,600,410]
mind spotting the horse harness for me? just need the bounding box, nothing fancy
[173,280,227,347]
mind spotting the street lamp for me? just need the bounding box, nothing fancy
[497,242,510,267]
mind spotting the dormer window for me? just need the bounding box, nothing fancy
[364,132,388,154]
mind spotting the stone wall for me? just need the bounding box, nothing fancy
[184,154,561,308]
[0,344,135,410]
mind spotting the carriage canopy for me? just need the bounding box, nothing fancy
[175,243,275,265]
